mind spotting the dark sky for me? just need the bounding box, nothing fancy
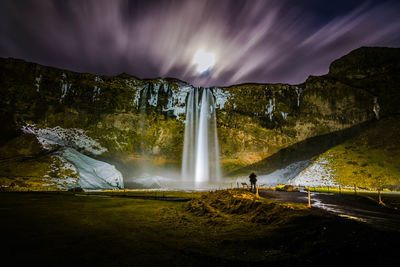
[1,0,400,87]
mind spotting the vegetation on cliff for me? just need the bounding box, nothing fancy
[299,116,400,190]
[0,47,399,189]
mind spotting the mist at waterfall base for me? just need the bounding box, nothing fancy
[124,87,222,190]
[123,88,311,190]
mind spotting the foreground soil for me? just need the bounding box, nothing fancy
[1,190,399,266]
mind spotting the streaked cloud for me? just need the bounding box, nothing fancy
[1,0,399,86]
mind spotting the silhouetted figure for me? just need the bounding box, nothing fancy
[249,173,257,192]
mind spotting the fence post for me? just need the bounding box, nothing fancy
[378,189,384,205]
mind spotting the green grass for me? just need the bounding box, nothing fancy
[1,191,282,265]
[81,189,206,199]
[1,189,400,266]
[311,116,400,190]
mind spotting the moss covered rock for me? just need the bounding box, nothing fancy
[0,46,399,189]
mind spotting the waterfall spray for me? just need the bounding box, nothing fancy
[181,87,221,187]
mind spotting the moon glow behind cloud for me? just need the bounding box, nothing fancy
[0,0,399,87]
[193,49,216,74]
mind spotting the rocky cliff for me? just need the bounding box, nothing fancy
[0,46,399,190]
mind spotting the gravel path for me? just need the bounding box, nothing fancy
[260,190,400,231]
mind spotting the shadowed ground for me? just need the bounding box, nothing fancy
[260,190,400,231]
[229,120,374,177]
[1,190,400,266]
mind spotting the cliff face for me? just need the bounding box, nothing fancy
[0,60,192,157]
[0,46,399,189]
[328,47,400,116]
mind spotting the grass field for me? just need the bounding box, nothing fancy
[1,190,400,266]
[85,189,207,199]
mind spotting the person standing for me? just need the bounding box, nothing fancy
[249,172,257,193]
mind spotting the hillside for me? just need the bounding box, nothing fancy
[0,46,399,190]
[293,116,400,190]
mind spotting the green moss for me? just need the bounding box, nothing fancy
[1,47,400,176]
[0,154,78,191]
[311,116,400,189]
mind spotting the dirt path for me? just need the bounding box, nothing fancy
[260,190,400,231]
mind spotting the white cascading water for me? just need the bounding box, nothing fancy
[181,87,221,187]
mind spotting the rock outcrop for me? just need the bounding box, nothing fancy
[0,46,399,189]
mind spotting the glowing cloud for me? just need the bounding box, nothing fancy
[1,0,399,87]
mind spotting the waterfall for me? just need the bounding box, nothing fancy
[181,87,221,187]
